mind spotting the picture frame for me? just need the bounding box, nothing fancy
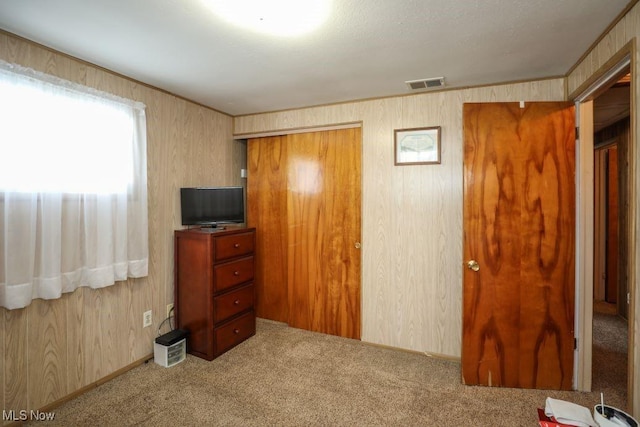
[394,126,441,165]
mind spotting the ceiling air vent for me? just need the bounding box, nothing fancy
[405,77,445,90]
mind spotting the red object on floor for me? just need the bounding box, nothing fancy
[537,408,579,427]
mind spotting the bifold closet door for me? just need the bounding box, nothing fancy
[247,128,362,339]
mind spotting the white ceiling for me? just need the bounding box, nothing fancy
[0,0,631,116]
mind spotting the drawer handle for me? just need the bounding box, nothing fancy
[233,271,240,276]
[234,328,240,334]
[234,299,240,305]
[234,243,240,248]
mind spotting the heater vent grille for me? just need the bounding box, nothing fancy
[405,77,445,90]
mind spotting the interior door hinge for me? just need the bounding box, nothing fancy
[575,127,579,139]
[574,338,578,350]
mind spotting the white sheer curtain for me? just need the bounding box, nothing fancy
[0,60,148,310]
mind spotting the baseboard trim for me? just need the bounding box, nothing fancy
[361,340,461,362]
[5,354,154,426]
[257,317,461,362]
[46,353,155,409]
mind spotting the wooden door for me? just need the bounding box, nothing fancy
[247,135,289,322]
[462,102,575,390]
[286,129,361,339]
[247,128,362,339]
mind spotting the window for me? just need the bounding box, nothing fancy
[0,60,148,310]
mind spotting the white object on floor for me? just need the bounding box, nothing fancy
[594,404,637,427]
[544,397,597,427]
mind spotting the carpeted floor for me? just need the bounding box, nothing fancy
[31,315,628,427]
[592,311,628,407]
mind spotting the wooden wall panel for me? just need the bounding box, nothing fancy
[28,299,68,410]
[235,80,565,358]
[594,149,607,302]
[0,30,236,419]
[617,120,631,319]
[608,146,620,303]
[4,309,27,413]
[66,289,86,391]
[596,118,632,317]
[567,3,638,414]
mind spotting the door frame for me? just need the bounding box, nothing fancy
[571,44,635,412]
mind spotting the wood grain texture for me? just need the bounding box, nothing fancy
[247,136,289,322]
[596,118,631,317]
[286,129,362,339]
[4,308,27,412]
[594,148,607,302]
[358,99,400,349]
[174,228,256,360]
[462,102,575,390]
[66,288,86,392]
[567,4,637,412]
[248,129,362,339]
[616,119,631,318]
[0,22,595,417]
[235,80,566,358]
[0,30,237,418]
[607,146,620,303]
[576,101,595,393]
[28,298,68,409]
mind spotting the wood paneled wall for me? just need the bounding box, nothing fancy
[0,31,240,418]
[567,3,639,415]
[595,118,631,318]
[235,80,566,358]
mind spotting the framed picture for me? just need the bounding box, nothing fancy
[394,126,441,165]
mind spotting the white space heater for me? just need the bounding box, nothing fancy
[154,329,188,368]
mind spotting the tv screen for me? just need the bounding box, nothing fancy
[180,187,245,227]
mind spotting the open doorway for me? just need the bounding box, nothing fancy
[573,46,635,412]
[591,69,630,406]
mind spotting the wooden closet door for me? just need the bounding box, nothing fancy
[287,128,361,339]
[247,128,362,339]
[247,136,289,322]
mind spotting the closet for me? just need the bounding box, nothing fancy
[247,127,362,339]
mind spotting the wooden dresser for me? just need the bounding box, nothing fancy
[174,227,256,361]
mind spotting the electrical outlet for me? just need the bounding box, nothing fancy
[143,310,152,328]
[167,303,174,318]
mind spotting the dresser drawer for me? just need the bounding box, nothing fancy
[214,311,255,357]
[214,283,254,323]
[214,232,255,261]
[213,257,254,292]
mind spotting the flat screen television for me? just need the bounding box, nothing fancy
[180,186,244,227]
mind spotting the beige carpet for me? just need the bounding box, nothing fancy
[31,316,628,427]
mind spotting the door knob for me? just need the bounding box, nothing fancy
[354,242,361,249]
[467,260,480,272]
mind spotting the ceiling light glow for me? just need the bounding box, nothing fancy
[202,0,331,37]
